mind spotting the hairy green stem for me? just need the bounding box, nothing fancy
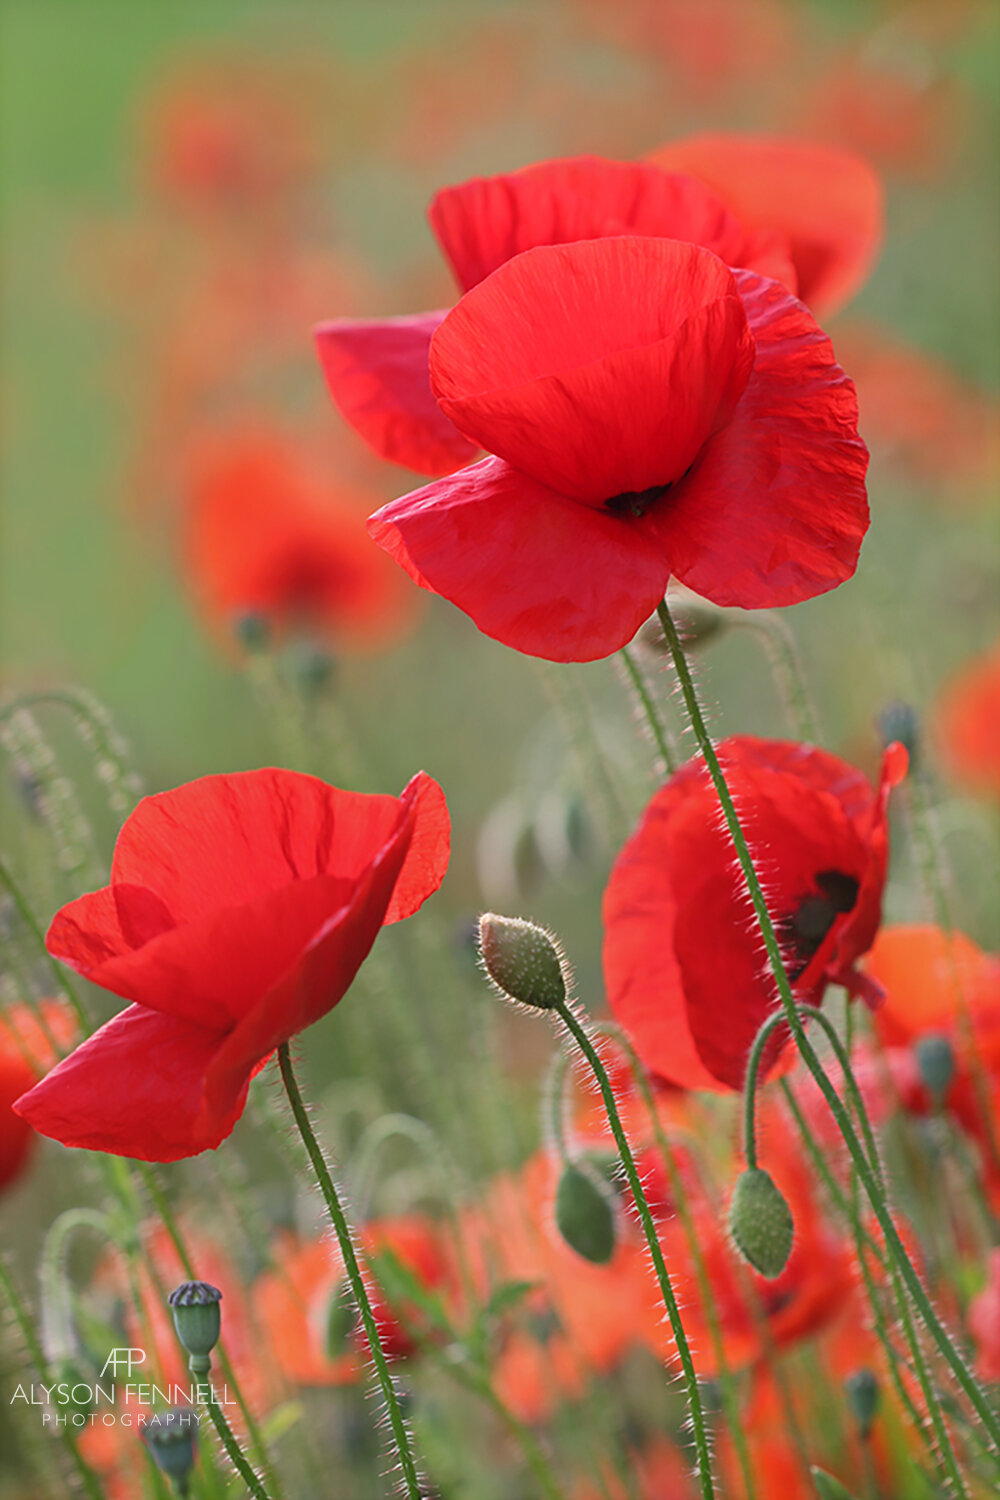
[618,646,679,775]
[277,1044,423,1499]
[554,1002,715,1500]
[656,595,1000,1451]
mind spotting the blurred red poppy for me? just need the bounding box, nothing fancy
[937,642,1000,799]
[254,1216,452,1386]
[316,153,796,478]
[0,1003,75,1192]
[367,237,868,662]
[648,133,883,315]
[604,736,907,1091]
[969,1248,1000,1383]
[15,770,449,1161]
[182,427,415,652]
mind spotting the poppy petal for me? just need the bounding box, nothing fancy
[430,237,754,504]
[383,771,451,924]
[648,133,884,314]
[13,1006,252,1162]
[368,456,672,662]
[314,312,479,476]
[648,271,868,609]
[428,154,794,291]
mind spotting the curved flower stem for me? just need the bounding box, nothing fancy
[748,1010,968,1495]
[449,1357,568,1500]
[277,1043,423,1500]
[594,1023,756,1500]
[734,613,820,744]
[656,595,1000,1451]
[0,1257,106,1500]
[618,646,679,775]
[553,1001,715,1500]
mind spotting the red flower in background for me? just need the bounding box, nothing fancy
[366,237,868,662]
[969,1249,1000,1383]
[0,1004,76,1192]
[315,153,799,478]
[254,1217,452,1385]
[604,737,907,1092]
[648,133,883,316]
[183,428,415,651]
[937,642,1000,799]
[15,770,449,1161]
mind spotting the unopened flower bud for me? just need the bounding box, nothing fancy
[728,1168,794,1279]
[143,1407,198,1495]
[876,700,920,768]
[168,1282,222,1373]
[810,1467,859,1500]
[845,1366,879,1440]
[915,1032,955,1103]
[478,914,567,1011]
[555,1162,617,1265]
[232,610,271,653]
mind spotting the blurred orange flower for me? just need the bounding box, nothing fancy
[0,1002,76,1193]
[937,643,1000,799]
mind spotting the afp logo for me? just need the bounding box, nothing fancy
[99,1349,146,1378]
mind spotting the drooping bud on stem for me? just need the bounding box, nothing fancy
[728,1167,794,1279]
[555,1162,617,1265]
[142,1407,198,1496]
[844,1366,879,1441]
[168,1282,222,1376]
[478,913,568,1011]
[915,1032,955,1104]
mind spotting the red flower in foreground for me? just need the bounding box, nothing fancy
[603,736,907,1091]
[183,428,415,652]
[315,153,797,478]
[648,133,883,316]
[937,642,1000,799]
[14,770,449,1161]
[366,237,868,662]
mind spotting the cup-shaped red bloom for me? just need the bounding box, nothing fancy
[648,133,884,316]
[603,737,907,1092]
[367,237,868,662]
[315,153,795,479]
[14,770,449,1161]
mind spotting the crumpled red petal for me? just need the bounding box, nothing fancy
[646,270,868,608]
[315,312,479,476]
[368,456,673,663]
[430,238,753,503]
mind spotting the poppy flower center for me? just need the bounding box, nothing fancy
[604,482,672,518]
[784,869,860,977]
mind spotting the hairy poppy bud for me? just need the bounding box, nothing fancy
[915,1033,954,1103]
[555,1162,617,1264]
[845,1366,879,1440]
[876,700,920,767]
[143,1408,198,1495]
[168,1282,222,1374]
[810,1467,859,1500]
[478,914,567,1011]
[728,1168,794,1279]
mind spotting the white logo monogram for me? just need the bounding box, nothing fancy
[98,1348,147,1378]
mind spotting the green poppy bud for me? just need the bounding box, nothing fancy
[232,610,271,654]
[478,914,567,1011]
[876,700,920,768]
[844,1366,879,1440]
[915,1032,955,1103]
[168,1282,222,1373]
[728,1168,794,1279]
[143,1408,198,1495]
[283,639,335,696]
[555,1163,616,1265]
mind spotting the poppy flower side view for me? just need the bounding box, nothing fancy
[366,236,869,662]
[603,735,908,1092]
[14,768,450,1161]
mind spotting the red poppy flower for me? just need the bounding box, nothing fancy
[254,1216,452,1386]
[14,769,449,1162]
[937,642,1000,799]
[366,237,868,662]
[0,1003,75,1192]
[603,736,907,1092]
[648,134,883,316]
[315,154,796,478]
[182,427,415,652]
